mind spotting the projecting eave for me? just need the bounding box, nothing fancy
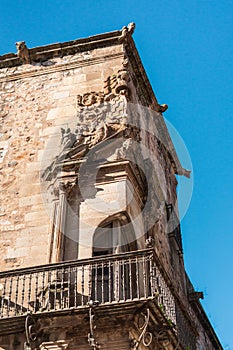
[0,29,122,69]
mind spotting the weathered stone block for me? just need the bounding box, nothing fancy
[19,194,43,207]
[46,106,76,121]
[53,91,70,99]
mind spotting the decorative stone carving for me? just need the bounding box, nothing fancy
[104,68,131,100]
[107,139,132,161]
[119,22,136,43]
[61,128,76,150]
[55,119,140,165]
[77,69,131,108]
[77,92,105,107]
[15,41,30,64]
[43,72,139,182]
[53,180,78,198]
[157,104,168,113]
[145,236,155,248]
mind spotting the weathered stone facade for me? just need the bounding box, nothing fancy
[0,24,222,349]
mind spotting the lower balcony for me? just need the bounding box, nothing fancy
[0,249,174,319]
[0,249,196,349]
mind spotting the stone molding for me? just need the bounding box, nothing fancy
[0,52,124,83]
[39,341,70,350]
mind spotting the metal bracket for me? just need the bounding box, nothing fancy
[156,329,180,350]
[132,308,153,349]
[87,300,100,349]
[25,313,41,350]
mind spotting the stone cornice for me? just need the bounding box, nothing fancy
[0,30,121,69]
[191,300,224,349]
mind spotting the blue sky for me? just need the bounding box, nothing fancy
[0,0,232,348]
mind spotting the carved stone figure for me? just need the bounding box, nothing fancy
[157,104,168,113]
[119,22,136,43]
[115,69,131,97]
[104,69,131,99]
[88,121,107,147]
[107,139,132,161]
[15,41,30,64]
[127,22,136,35]
[61,128,76,149]
[75,126,86,145]
[55,119,139,165]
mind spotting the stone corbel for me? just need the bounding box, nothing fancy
[179,168,191,178]
[188,291,204,302]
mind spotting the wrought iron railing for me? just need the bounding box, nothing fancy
[0,249,177,323]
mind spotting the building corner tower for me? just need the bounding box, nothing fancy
[0,24,222,350]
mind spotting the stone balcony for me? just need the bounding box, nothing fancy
[0,249,197,349]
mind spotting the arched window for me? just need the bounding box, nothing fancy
[92,214,137,257]
[92,214,137,303]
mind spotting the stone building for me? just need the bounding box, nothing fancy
[0,24,222,349]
